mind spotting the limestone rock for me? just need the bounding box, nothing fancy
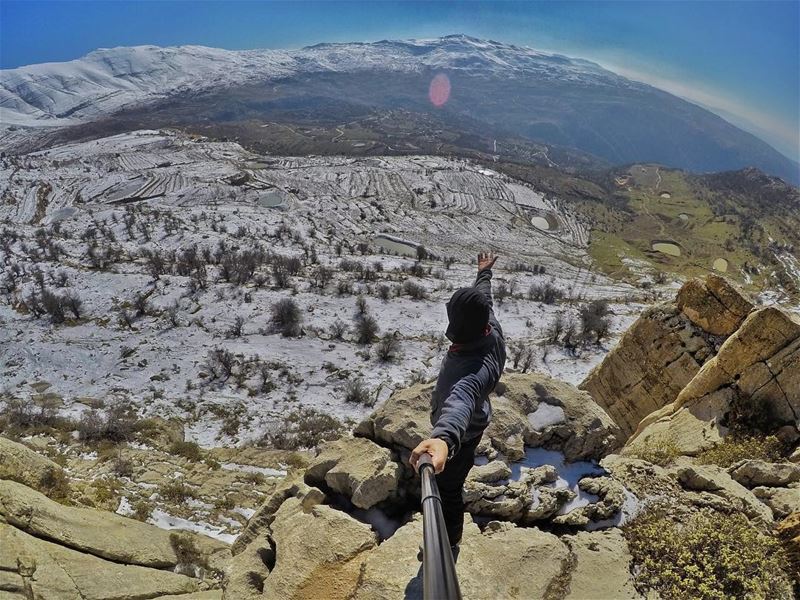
[776,512,800,585]
[729,460,800,488]
[455,519,571,599]
[304,437,401,509]
[600,454,682,500]
[752,486,800,519]
[551,477,627,526]
[495,372,623,461]
[351,516,425,599]
[677,274,752,336]
[675,464,773,525]
[580,303,716,437]
[564,529,642,599]
[673,307,800,419]
[626,307,800,456]
[523,486,574,522]
[354,382,432,452]
[0,479,227,570]
[0,435,65,494]
[0,523,201,600]
[466,460,511,484]
[261,498,377,599]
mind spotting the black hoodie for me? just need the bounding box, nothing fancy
[430,268,506,457]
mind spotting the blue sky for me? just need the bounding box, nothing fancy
[1,1,798,160]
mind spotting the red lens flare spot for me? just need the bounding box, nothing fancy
[429,73,451,107]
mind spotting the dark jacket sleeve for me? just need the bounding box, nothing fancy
[430,359,500,456]
[474,267,503,338]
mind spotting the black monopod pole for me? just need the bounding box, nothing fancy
[418,453,463,600]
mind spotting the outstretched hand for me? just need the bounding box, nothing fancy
[409,438,449,474]
[478,251,498,271]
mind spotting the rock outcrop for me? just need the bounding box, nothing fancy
[676,274,753,336]
[356,372,620,463]
[626,306,800,456]
[304,436,402,509]
[580,275,754,438]
[0,480,229,571]
[0,436,65,494]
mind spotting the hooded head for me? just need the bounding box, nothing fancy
[445,286,490,343]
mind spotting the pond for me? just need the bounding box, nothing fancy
[713,258,728,272]
[531,216,551,231]
[374,233,420,257]
[651,241,681,257]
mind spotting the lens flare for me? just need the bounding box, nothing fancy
[429,73,451,107]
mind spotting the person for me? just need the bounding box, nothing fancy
[410,251,506,559]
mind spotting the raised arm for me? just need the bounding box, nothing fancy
[474,251,503,337]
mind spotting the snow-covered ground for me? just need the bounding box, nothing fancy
[1,129,655,447]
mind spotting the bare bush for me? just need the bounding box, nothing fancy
[271,298,302,337]
[344,378,372,406]
[355,314,379,345]
[375,332,401,363]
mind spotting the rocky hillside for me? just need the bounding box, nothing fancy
[2,274,797,599]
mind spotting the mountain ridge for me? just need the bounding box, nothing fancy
[1,35,798,184]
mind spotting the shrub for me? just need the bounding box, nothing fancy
[330,319,348,340]
[132,499,153,521]
[579,299,611,344]
[39,467,71,503]
[355,314,379,345]
[77,404,137,444]
[169,440,203,462]
[696,435,783,468]
[625,509,793,599]
[158,481,196,502]
[344,378,372,406]
[260,408,347,450]
[377,284,391,301]
[402,280,427,300]
[226,315,245,338]
[628,438,681,467]
[270,298,302,337]
[205,348,235,380]
[375,333,401,363]
[528,282,563,304]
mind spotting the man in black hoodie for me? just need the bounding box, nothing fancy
[410,251,506,556]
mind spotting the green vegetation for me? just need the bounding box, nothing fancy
[158,481,196,502]
[697,435,783,468]
[628,438,681,467]
[625,509,793,599]
[169,440,203,462]
[260,407,348,450]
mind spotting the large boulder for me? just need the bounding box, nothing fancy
[579,303,718,438]
[0,479,228,570]
[304,436,402,509]
[0,436,66,494]
[753,486,800,518]
[626,307,800,456]
[0,523,202,600]
[676,274,753,336]
[729,460,800,488]
[489,373,622,462]
[261,498,377,599]
[563,529,641,599]
[356,373,620,463]
[354,382,432,452]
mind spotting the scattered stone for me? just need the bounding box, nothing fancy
[753,486,800,518]
[675,464,773,525]
[729,460,800,488]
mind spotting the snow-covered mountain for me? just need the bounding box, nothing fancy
[2,35,797,183]
[0,35,627,127]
